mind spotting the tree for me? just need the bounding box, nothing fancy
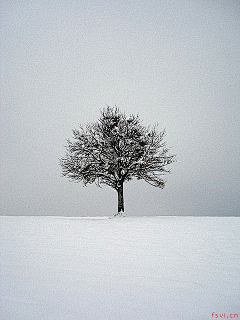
[60,106,176,216]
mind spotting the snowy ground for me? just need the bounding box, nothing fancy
[0,216,239,320]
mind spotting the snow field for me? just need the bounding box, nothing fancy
[0,216,239,320]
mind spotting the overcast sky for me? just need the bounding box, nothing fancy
[1,0,240,216]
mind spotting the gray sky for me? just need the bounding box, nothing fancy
[1,0,240,216]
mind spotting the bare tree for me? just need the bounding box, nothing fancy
[60,106,176,216]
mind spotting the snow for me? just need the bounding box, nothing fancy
[0,216,239,320]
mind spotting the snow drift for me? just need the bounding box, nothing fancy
[0,216,239,320]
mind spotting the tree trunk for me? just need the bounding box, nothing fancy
[117,182,124,215]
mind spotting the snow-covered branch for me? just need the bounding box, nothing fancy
[60,106,176,193]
